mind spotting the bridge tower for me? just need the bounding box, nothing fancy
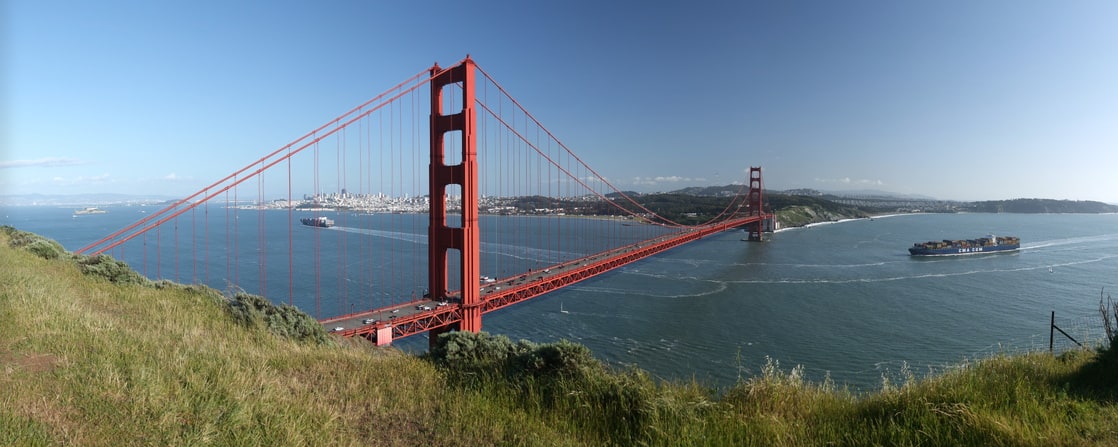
[746,166,766,241]
[427,58,481,347]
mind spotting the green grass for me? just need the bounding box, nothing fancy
[2,227,1117,446]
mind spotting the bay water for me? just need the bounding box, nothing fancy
[4,205,1116,391]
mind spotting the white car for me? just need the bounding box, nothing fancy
[332,326,344,332]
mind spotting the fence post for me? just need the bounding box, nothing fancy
[1049,310,1083,353]
[1049,310,1055,353]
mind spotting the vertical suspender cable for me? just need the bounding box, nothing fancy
[192,205,196,283]
[259,162,266,297]
[339,125,347,314]
[205,197,209,285]
[314,138,321,318]
[288,152,293,305]
[378,111,384,308]
[233,175,239,287]
[174,212,179,282]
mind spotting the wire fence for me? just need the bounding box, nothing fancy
[946,311,1112,363]
[1048,310,1111,353]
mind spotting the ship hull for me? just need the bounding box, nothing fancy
[908,244,1019,256]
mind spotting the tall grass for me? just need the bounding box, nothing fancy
[2,227,1117,446]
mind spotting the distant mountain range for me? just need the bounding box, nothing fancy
[669,186,938,201]
[962,199,1118,214]
[668,185,1117,208]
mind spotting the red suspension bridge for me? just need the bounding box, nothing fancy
[77,57,772,347]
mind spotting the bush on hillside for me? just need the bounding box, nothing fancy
[429,331,602,380]
[428,331,663,444]
[74,254,153,286]
[427,331,530,381]
[26,239,65,259]
[1101,289,1116,347]
[226,292,332,345]
[513,339,598,380]
[2,225,68,260]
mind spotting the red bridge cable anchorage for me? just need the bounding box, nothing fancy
[76,67,437,256]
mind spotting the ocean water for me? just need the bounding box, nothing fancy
[4,206,1116,391]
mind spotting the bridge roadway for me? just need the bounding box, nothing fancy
[320,213,769,345]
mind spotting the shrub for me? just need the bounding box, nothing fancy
[427,331,528,383]
[74,254,152,286]
[226,292,332,345]
[427,331,663,444]
[2,226,68,260]
[26,239,65,259]
[514,339,598,380]
[1100,289,1116,346]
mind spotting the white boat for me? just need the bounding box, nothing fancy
[74,207,107,215]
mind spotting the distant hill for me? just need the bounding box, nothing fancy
[766,193,872,227]
[819,189,939,201]
[654,185,1118,228]
[667,185,746,197]
[667,185,937,201]
[962,199,1118,213]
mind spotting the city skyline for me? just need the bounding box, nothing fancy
[4,1,1117,203]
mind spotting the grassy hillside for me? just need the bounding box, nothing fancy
[2,227,1117,446]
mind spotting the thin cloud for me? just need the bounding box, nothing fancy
[163,173,192,181]
[51,174,114,186]
[0,157,86,169]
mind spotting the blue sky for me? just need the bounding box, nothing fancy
[4,1,1117,202]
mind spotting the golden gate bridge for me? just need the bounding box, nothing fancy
[76,57,771,347]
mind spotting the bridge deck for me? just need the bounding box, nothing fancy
[320,213,770,344]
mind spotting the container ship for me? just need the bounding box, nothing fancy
[300,216,335,228]
[908,235,1020,256]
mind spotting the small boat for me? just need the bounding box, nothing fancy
[300,216,334,228]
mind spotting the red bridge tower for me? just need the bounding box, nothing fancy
[427,58,480,347]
